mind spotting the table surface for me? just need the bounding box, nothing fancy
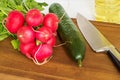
[0,19,120,80]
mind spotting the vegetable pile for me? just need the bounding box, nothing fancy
[0,0,59,65]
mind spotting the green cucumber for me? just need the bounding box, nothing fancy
[49,3,86,66]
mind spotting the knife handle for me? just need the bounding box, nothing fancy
[107,47,120,71]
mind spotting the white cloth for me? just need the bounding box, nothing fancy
[35,0,95,20]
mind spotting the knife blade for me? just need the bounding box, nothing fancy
[76,13,120,70]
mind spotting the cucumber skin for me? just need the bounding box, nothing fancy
[49,3,86,66]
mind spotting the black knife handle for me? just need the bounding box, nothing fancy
[107,50,120,71]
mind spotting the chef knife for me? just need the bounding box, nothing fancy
[76,13,120,70]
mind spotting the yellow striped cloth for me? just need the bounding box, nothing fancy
[95,0,120,24]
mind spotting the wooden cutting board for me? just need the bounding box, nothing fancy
[0,19,120,80]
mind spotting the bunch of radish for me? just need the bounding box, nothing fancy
[4,9,59,65]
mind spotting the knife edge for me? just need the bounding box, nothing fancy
[76,13,112,52]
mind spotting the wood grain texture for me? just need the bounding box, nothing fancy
[0,19,120,80]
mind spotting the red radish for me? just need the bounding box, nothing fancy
[32,44,53,62]
[46,36,56,47]
[43,13,59,32]
[36,27,53,43]
[5,10,24,34]
[20,42,36,58]
[26,9,43,27]
[17,26,35,44]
